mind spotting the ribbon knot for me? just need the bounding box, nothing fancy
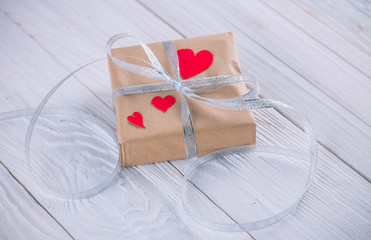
[172,81,182,92]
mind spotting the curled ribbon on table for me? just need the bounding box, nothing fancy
[0,33,318,232]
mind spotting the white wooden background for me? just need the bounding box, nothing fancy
[0,0,371,239]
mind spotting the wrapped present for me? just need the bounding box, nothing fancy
[108,32,256,166]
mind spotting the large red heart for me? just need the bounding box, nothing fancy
[127,112,145,128]
[151,95,175,112]
[177,49,213,79]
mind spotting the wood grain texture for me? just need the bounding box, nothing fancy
[293,0,371,55]
[0,0,371,239]
[0,163,72,240]
[261,0,371,76]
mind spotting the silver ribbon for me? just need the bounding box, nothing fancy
[107,33,318,231]
[0,33,318,232]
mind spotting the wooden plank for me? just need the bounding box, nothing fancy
[138,0,371,180]
[292,0,371,56]
[0,163,73,240]
[229,0,371,125]
[261,0,371,78]
[1,0,371,239]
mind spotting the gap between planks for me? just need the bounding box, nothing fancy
[260,0,371,80]
[0,160,75,239]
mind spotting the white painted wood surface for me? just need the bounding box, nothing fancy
[0,0,370,239]
[0,163,73,240]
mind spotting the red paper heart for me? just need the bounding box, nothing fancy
[127,112,145,128]
[177,49,213,79]
[151,95,176,112]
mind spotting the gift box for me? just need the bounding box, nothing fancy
[108,32,256,166]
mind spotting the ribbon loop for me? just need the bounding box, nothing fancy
[163,40,181,82]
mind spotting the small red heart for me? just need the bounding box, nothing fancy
[151,95,176,112]
[177,49,213,79]
[127,112,145,128]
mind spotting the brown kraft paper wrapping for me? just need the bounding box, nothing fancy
[108,32,256,166]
